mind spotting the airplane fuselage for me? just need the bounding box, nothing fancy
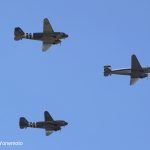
[111,67,150,77]
[22,32,68,44]
[27,120,67,131]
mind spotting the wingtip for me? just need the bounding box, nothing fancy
[131,54,137,58]
[44,18,49,21]
[130,82,133,86]
[44,111,49,114]
[42,49,47,52]
[130,80,134,86]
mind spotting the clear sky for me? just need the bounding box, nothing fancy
[0,0,150,149]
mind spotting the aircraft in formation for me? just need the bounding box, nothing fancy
[19,111,68,136]
[14,18,68,52]
[12,18,149,137]
[104,54,150,85]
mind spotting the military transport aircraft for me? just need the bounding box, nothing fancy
[14,18,68,51]
[104,54,150,85]
[19,111,68,136]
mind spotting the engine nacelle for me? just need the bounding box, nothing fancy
[140,74,148,78]
[53,40,61,45]
[54,126,61,131]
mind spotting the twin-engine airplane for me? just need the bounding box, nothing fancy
[19,111,68,136]
[104,54,150,85]
[14,18,68,52]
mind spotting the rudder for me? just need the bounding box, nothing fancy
[14,27,25,41]
[19,117,29,129]
[104,65,112,76]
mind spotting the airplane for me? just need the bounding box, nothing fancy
[104,54,150,85]
[19,111,68,136]
[14,18,69,52]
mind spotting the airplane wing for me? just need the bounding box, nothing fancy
[44,111,54,122]
[130,78,139,85]
[42,42,52,52]
[131,54,143,71]
[45,130,53,136]
[43,18,54,33]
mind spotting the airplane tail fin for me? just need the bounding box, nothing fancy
[104,65,112,76]
[19,117,29,129]
[14,27,25,41]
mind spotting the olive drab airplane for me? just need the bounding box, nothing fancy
[104,54,150,85]
[14,18,68,51]
[19,111,68,136]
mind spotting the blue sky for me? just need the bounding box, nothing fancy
[0,0,150,149]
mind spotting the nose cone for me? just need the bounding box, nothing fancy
[64,34,68,38]
[64,121,68,126]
